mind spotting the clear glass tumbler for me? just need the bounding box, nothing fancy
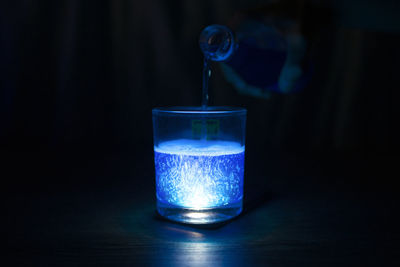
[152,107,246,224]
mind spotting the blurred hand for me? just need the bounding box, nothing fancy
[221,1,311,98]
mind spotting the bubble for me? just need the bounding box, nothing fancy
[199,24,235,61]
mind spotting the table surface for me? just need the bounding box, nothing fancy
[5,150,400,266]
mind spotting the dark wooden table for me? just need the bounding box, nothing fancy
[5,150,400,266]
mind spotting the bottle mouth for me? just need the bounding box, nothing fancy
[152,106,247,115]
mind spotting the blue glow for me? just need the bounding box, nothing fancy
[154,139,244,209]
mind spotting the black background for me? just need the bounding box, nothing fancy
[2,0,400,266]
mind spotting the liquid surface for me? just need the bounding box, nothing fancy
[154,139,245,209]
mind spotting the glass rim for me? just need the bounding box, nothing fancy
[152,106,247,115]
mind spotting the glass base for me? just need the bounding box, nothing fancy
[157,200,242,224]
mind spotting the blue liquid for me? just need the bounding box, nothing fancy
[154,139,244,210]
[202,58,210,109]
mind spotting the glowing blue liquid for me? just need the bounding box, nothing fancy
[154,139,244,209]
